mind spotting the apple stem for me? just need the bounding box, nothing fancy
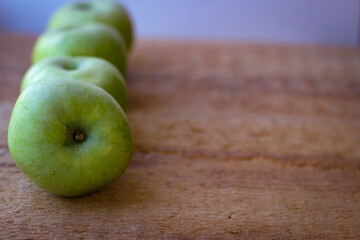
[74,131,85,142]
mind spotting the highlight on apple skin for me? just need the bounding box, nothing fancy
[7,79,133,197]
[32,23,128,76]
[48,0,134,51]
[21,56,128,111]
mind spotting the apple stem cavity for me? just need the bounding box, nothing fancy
[59,62,77,71]
[75,3,90,10]
[73,130,85,142]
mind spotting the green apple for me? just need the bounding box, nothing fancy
[33,23,127,75]
[21,56,128,111]
[48,0,134,51]
[8,79,133,197]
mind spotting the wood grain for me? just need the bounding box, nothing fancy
[0,33,359,239]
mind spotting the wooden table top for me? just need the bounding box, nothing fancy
[0,33,359,239]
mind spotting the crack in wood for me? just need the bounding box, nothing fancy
[134,145,360,173]
[128,72,360,99]
[0,162,15,167]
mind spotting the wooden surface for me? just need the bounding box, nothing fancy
[0,33,360,239]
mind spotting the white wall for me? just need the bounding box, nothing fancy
[0,0,359,46]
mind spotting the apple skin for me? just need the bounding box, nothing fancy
[48,0,134,51]
[33,23,127,75]
[8,79,133,197]
[21,56,128,111]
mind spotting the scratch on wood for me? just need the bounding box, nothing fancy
[0,144,8,156]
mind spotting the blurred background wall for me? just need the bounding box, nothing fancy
[0,0,359,46]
